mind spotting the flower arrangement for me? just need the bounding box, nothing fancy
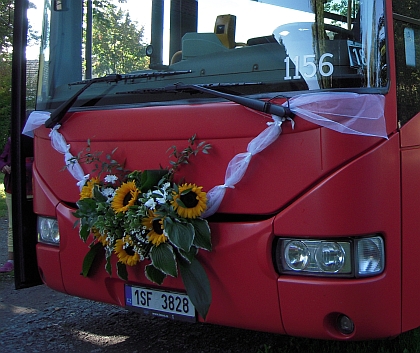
[73,136,212,319]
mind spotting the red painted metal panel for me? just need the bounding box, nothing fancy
[400,113,420,148]
[401,147,420,332]
[33,103,381,216]
[273,135,400,236]
[273,136,402,339]
[278,275,400,340]
[36,244,65,293]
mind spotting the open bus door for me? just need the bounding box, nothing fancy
[11,0,42,289]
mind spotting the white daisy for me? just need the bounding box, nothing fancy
[104,174,118,184]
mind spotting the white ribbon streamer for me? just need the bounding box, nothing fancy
[284,92,387,138]
[23,111,87,190]
[202,115,285,217]
[22,110,51,137]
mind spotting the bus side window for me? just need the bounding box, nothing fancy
[394,20,420,126]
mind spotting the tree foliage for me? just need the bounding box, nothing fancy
[0,0,38,151]
[92,1,149,76]
[0,0,14,54]
[393,1,420,125]
[0,0,14,150]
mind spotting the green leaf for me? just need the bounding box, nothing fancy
[149,243,178,277]
[165,220,195,252]
[178,257,212,320]
[128,170,142,186]
[79,222,91,242]
[105,254,112,276]
[178,246,198,264]
[76,198,97,214]
[145,264,166,285]
[93,185,107,202]
[82,242,103,277]
[140,169,168,191]
[176,198,186,208]
[191,218,212,251]
[117,262,128,281]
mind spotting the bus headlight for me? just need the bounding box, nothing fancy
[37,217,60,245]
[275,235,384,277]
[316,241,346,273]
[284,240,310,271]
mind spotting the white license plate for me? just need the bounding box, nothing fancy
[125,285,196,322]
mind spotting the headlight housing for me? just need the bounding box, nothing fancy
[274,235,384,278]
[37,216,60,245]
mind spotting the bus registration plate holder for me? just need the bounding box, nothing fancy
[125,284,196,322]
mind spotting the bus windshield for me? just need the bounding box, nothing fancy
[36,0,387,110]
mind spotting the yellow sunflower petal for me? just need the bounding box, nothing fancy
[79,177,100,200]
[92,227,108,246]
[111,181,139,213]
[171,183,207,218]
[114,237,140,266]
[142,210,168,246]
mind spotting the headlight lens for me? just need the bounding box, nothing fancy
[316,241,346,273]
[284,240,310,271]
[37,217,60,245]
[276,235,384,278]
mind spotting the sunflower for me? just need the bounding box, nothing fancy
[111,181,139,213]
[114,236,140,266]
[91,227,108,246]
[79,177,100,200]
[172,183,207,219]
[142,210,168,246]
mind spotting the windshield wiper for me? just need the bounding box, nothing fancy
[45,70,193,128]
[45,74,122,128]
[68,70,193,86]
[124,82,292,118]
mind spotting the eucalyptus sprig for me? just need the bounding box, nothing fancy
[167,134,211,177]
[67,139,127,180]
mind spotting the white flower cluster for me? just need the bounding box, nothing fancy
[100,175,118,202]
[143,182,171,209]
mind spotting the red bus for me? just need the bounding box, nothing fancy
[11,0,420,340]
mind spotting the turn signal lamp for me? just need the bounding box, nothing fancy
[356,237,384,276]
[275,235,384,277]
[37,217,60,245]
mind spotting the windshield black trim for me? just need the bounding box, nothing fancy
[393,13,420,25]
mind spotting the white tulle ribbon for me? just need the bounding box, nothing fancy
[22,110,50,138]
[22,92,387,212]
[48,126,86,187]
[284,92,387,138]
[202,115,288,217]
[23,112,87,190]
